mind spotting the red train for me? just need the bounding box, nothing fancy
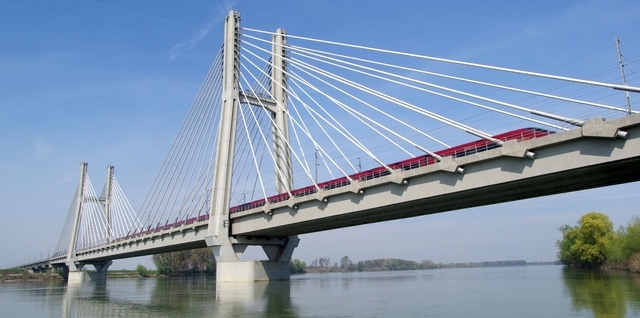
[113,127,551,242]
[229,127,553,214]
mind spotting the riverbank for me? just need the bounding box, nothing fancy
[0,269,161,282]
[601,253,640,273]
[302,259,559,274]
[0,270,63,282]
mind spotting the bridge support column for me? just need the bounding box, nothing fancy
[207,235,299,282]
[262,235,299,264]
[216,261,290,282]
[63,261,112,284]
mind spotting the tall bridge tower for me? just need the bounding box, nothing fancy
[205,10,299,281]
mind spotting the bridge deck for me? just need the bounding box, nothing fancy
[23,114,640,268]
[230,114,640,237]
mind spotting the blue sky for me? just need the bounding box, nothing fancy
[1,0,640,269]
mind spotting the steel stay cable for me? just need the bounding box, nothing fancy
[238,68,295,196]
[290,60,416,159]
[155,59,222,227]
[231,57,276,203]
[286,85,343,181]
[80,176,96,249]
[286,95,317,179]
[243,38,444,163]
[289,46,572,132]
[238,55,330,194]
[239,46,331,188]
[242,42,370,179]
[81,176,103,249]
[138,48,223,230]
[113,178,142,235]
[287,70,389,175]
[287,44,636,115]
[289,46,454,148]
[230,107,261,204]
[285,52,505,146]
[242,28,640,93]
[172,71,224,222]
[288,56,442,159]
[236,90,270,202]
[158,58,224,227]
[239,50,302,196]
[55,193,78,256]
[112,180,134,236]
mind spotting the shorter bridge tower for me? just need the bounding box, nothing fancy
[63,163,113,283]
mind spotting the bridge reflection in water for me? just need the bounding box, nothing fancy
[59,278,297,318]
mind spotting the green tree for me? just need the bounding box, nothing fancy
[557,212,613,268]
[290,259,307,274]
[608,216,640,264]
[136,264,149,277]
[153,253,173,275]
[152,248,216,275]
[619,217,640,259]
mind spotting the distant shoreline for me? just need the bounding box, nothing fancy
[302,259,560,274]
[0,271,63,282]
[1,260,561,282]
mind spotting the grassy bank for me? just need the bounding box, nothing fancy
[0,269,63,282]
[0,268,162,282]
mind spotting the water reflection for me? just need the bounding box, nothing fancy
[562,268,640,318]
[12,267,640,317]
[56,277,298,318]
[216,280,297,317]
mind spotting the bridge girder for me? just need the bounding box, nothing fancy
[229,114,640,237]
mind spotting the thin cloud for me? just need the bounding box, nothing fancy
[169,1,237,60]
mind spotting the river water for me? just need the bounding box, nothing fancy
[1,265,640,317]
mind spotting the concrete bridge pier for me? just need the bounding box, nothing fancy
[216,261,290,282]
[207,235,299,282]
[63,260,112,284]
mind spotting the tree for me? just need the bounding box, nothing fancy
[340,256,352,270]
[608,216,640,264]
[290,259,307,274]
[136,264,149,277]
[309,257,331,268]
[622,217,640,258]
[557,212,613,268]
[153,253,173,275]
[421,259,437,269]
[318,257,330,268]
[152,248,216,275]
[339,256,357,271]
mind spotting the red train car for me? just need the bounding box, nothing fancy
[229,128,553,214]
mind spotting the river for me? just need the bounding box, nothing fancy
[1,265,639,317]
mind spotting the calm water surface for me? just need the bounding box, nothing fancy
[2,265,640,317]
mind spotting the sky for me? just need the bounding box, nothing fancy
[1,0,640,270]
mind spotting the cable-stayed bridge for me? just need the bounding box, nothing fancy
[17,10,640,282]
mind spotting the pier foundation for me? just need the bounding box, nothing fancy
[216,261,290,282]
